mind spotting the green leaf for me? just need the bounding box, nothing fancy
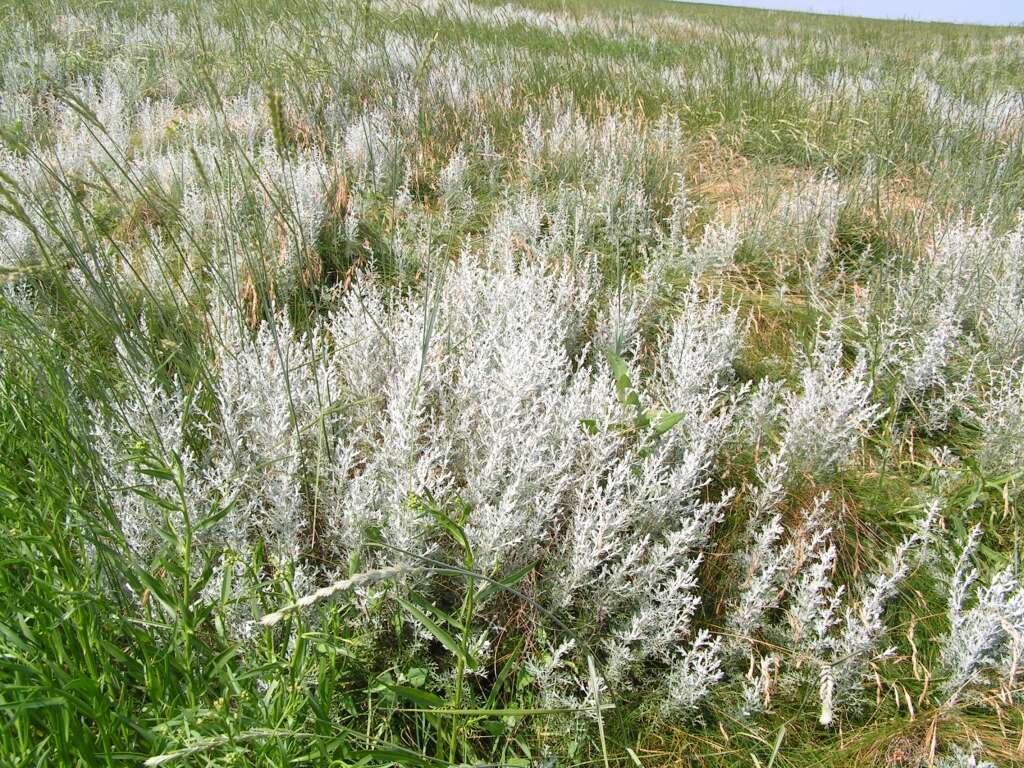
[394,595,475,666]
[406,590,461,630]
[475,562,534,604]
[194,498,234,534]
[0,696,66,713]
[134,570,179,619]
[358,747,439,768]
[605,349,641,409]
[767,725,786,768]
[652,411,684,436]
[385,684,445,709]
[431,514,471,560]
[484,637,523,709]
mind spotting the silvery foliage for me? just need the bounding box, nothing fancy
[655,176,740,277]
[91,236,756,713]
[255,144,331,292]
[93,362,196,558]
[783,172,846,280]
[740,379,788,453]
[724,458,937,723]
[966,364,1024,481]
[95,310,332,564]
[207,311,328,562]
[741,172,845,275]
[560,283,744,700]
[24,0,1023,732]
[662,630,725,712]
[82,189,929,726]
[816,502,938,723]
[855,215,1024,431]
[434,253,597,571]
[775,323,882,479]
[728,456,792,648]
[654,286,745,432]
[942,526,1024,703]
[437,145,474,216]
[926,217,1024,364]
[594,181,741,358]
[937,745,998,768]
[778,496,937,724]
[524,639,583,711]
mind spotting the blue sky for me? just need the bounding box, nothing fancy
[682,0,1022,26]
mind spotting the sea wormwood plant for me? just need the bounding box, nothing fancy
[1,0,1024,765]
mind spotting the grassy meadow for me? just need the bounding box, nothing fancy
[1,0,1024,765]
